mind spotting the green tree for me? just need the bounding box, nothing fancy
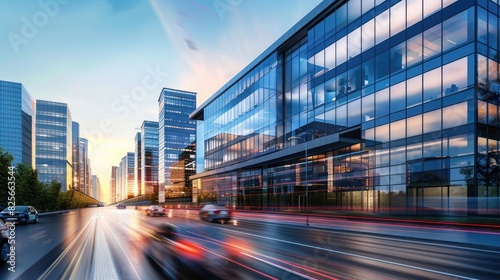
[0,147,14,209]
[15,163,45,210]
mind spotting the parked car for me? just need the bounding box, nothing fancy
[0,220,9,264]
[0,206,38,224]
[145,205,166,216]
[116,204,126,209]
[198,204,232,223]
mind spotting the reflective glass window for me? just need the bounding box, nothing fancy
[407,0,422,28]
[336,104,347,128]
[362,0,375,14]
[348,99,361,126]
[488,58,499,94]
[375,88,389,118]
[348,27,361,59]
[423,139,442,158]
[423,0,441,18]
[407,74,422,108]
[478,100,488,125]
[442,57,468,96]
[489,12,498,50]
[478,54,488,93]
[313,84,325,108]
[348,65,362,93]
[375,124,389,143]
[423,67,441,103]
[336,36,347,66]
[362,93,375,121]
[390,0,406,36]
[423,109,441,133]
[347,0,362,25]
[407,115,422,137]
[423,24,441,58]
[443,102,468,129]
[362,19,375,52]
[407,141,423,161]
[362,57,375,87]
[443,9,472,53]
[407,34,423,68]
[390,42,406,74]
[336,5,347,31]
[325,43,335,71]
[391,119,406,141]
[390,81,406,113]
[375,50,390,81]
[375,10,390,44]
[478,8,488,45]
[325,77,336,103]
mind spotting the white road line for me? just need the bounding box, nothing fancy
[241,252,318,280]
[92,215,120,280]
[219,227,479,280]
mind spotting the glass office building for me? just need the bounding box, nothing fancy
[0,80,36,167]
[158,88,196,203]
[191,0,500,215]
[134,132,142,196]
[36,100,72,191]
[141,121,159,199]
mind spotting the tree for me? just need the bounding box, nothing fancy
[15,163,45,210]
[0,147,14,209]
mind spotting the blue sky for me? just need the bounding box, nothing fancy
[0,0,321,200]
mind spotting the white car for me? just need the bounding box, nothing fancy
[198,204,232,223]
[145,205,166,216]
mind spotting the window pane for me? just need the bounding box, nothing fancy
[423,109,441,133]
[423,0,441,18]
[336,36,347,66]
[362,57,375,87]
[362,93,375,121]
[423,67,442,102]
[407,74,422,108]
[336,5,347,31]
[362,19,375,52]
[442,57,468,95]
[423,24,441,58]
[336,104,347,128]
[375,10,390,44]
[375,88,389,117]
[443,102,468,129]
[348,27,361,59]
[375,50,390,81]
[390,0,406,36]
[407,115,422,137]
[407,33,423,67]
[347,0,362,24]
[407,0,422,28]
[488,58,499,94]
[477,8,488,45]
[390,42,406,74]
[443,10,471,52]
[348,99,361,126]
[375,124,389,143]
[325,43,335,71]
[478,54,488,94]
[478,100,488,125]
[390,81,406,113]
[391,119,406,141]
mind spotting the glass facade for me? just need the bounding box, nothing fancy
[158,88,196,203]
[135,132,142,196]
[79,138,91,195]
[126,152,135,199]
[0,80,35,167]
[141,121,159,198]
[111,166,117,204]
[192,0,500,215]
[36,100,72,191]
[72,121,80,191]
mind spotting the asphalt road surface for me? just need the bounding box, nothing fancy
[1,207,499,280]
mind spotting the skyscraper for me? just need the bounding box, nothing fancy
[0,80,36,167]
[141,121,159,200]
[36,100,72,191]
[72,121,80,191]
[134,132,142,196]
[92,175,101,201]
[110,166,118,204]
[79,138,92,195]
[158,88,196,203]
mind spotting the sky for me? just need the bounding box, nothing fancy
[0,0,322,202]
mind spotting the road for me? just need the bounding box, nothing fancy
[1,207,499,280]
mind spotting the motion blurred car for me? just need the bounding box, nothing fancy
[198,204,232,223]
[144,223,241,279]
[0,206,38,224]
[116,204,126,209]
[145,205,166,216]
[0,220,9,264]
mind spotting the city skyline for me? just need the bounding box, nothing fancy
[0,0,322,202]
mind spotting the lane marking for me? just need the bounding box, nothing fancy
[242,252,319,280]
[92,215,120,280]
[219,227,479,280]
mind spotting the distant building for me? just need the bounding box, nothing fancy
[158,88,196,203]
[126,152,135,199]
[0,80,36,167]
[141,121,159,199]
[72,122,80,191]
[79,138,92,195]
[92,175,101,201]
[36,100,72,191]
[134,132,142,196]
[110,166,118,204]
